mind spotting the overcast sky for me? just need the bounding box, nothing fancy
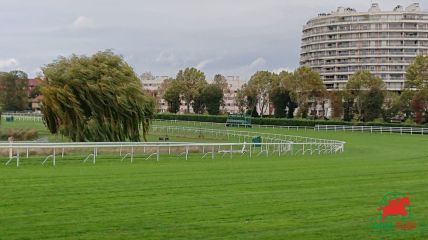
[0,0,424,79]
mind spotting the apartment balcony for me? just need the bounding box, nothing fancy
[302,26,428,37]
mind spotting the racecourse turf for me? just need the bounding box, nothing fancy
[1,120,428,239]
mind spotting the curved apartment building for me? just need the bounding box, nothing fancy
[300,3,428,90]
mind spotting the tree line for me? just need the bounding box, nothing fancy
[1,51,427,142]
[161,56,428,125]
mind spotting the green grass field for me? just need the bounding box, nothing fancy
[1,120,428,239]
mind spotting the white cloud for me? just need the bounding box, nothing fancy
[0,58,19,69]
[71,16,94,30]
[230,57,268,78]
[195,57,222,70]
[249,57,266,68]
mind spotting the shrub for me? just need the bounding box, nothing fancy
[0,129,39,141]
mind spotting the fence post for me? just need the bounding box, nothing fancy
[157,146,160,161]
[131,146,134,163]
[93,147,96,164]
[212,146,214,160]
[8,136,14,160]
[53,148,56,166]
[17,150,20,167]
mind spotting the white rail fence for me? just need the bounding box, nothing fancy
[1,115,346,167]
[150,125,342,144]
[314,125,428,135]
[1,141,345,167]
[152,119,315,131]
[1,113,43,122]
[152,119,428,135]
[2,113,427,136]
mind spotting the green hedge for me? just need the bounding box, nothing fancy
[154,113,428,128]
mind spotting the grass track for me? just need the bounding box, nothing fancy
[1,120,428,239]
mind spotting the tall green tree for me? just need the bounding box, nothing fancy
[269,71,295,118]
[192,81,208,114]
[161,79,181,114]
[212,74,228,109]
[41,50,155,142]
[405,55,428,123]
[405,55,428,89]
[0,70,29,111]
[293,67,326,118]
[213,74,228,92]
[328,91,343,119]
[235,85,248,114]
[202,84,223,115]
[246,71,275,117]
[342,92,354,122]
[382,92,401,122]
[346,71,385,121]
[176,68,207,113]
[410,90,428,124]
[362,88,385,122]
[399,90,414,120]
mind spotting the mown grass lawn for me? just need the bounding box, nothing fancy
[1,120,428,239]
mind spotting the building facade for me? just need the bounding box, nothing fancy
[140,75,170,112]
[300,3,428,90]
[216,76,244,114]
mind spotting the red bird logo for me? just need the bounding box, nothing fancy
[377,197,410,222]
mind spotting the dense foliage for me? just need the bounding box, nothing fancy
[161,69,225,115]
[238,67,325,119]
[405,55,428,124]
[41,51,155,142]
[175,68,207,113]
[345,71,385,122]
[0,70,29,111]
[202,84,224,115]
[162,79,181,113]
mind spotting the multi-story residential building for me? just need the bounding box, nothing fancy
[215,76,244,114]
[140,74,170,112]
[300,3,428,90]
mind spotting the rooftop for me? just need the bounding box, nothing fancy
[315,3,426,18]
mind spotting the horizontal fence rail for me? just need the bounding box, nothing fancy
[1,113,43,122]
[3,113,427,136]
[1,115,346,167]
[315,125,428,135]
[150,125,343,144]
[1,141,345,167]
[152,119,316,131]
[152,119,428,135]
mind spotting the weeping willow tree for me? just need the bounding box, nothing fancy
[41,50,155,142]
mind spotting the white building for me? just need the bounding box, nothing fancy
[209,76,245,114]
[300,3,428,90]
[140,75,170,112]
